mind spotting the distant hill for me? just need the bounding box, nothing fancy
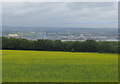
[2,26,118,35]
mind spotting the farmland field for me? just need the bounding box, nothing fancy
[2,50,118,82]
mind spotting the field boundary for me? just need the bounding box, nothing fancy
[1,82,119,84]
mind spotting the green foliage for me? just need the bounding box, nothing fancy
[82,40,98,52]
[98,41,118,53]
[1,37,119,53]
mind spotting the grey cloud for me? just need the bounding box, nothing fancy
[2,2,118,28]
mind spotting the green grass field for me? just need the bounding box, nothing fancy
[2,50,118,82]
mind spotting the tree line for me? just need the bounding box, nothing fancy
[1,37,119,53]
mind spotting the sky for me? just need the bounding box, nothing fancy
[2,2,118,28]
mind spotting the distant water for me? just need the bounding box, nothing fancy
[105,39,118,41]
[61,39,119,42]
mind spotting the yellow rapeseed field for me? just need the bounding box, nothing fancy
[2,50,118,82]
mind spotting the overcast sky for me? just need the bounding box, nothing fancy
[2,2,118,28]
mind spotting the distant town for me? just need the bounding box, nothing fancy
[3,32,118,41]
[2,26,118,41]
